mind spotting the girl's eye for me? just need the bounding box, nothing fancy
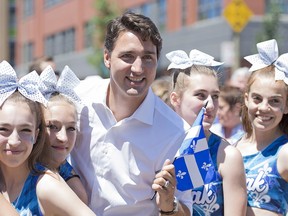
[0,127,8,132]
[252,95,261,102]
[22,128,32,133]
[212,95,219,100]
[195,93,206,100]
[269,98,281,106]
[47,124,57,130]
[67,127,76,132]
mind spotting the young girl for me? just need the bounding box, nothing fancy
[236,39,288,216]
[40,65,88,204]
[167,49,247,215]
[0,61,95,216]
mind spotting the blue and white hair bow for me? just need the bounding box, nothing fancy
[244,39,288,84]
[166,49,223,70]
[39,65,81,104]
[0,60,48,107]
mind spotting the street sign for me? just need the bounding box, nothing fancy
[223,0,253,33]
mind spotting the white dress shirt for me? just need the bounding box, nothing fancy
[71,78,192,216]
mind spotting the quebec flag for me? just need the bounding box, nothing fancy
[173,105,217,191]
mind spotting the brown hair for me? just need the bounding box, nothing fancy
[241,65,288,137]
[46,93,78,121]
[220,85,243,113]
[104,11,162,59]
[171,65,219,98]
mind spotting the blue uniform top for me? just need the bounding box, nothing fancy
[243,135,288,215]
[192,133,223,216]
[12,164,45,216]
[58,159,80,181]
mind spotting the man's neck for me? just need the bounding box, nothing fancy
[107,85,146,122]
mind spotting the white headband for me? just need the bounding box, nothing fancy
[166,49,223,70]
[0,60,48,107]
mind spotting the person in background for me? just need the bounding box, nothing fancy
[0,61,96,215]
[236,39,288,216]
[29,56,60,78]
[167,49,247,215]
[70,11,192,215]
[210,85,244,145]
[151,75,172,107]
[228,67,251,91]
[39,65,88,204]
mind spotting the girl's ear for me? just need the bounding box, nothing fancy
[244,92,249,108]
[170,91,180,109]
[233,102,242,116]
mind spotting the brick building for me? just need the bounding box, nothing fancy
[2,0,288,79]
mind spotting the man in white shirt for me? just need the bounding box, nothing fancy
[71,11,191,216]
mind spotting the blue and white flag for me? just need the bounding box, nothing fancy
[173,105,217,191]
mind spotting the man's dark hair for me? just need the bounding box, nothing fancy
[104,11,162,59]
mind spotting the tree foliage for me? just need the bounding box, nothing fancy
[256,2,281,43]
[88,0,120,78]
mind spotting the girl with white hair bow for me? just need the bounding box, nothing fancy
[166,49,247,216]
[235,39,288,216]
[39,65,88,205]
[0,61,96,216]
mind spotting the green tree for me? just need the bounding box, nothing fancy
[256,2,281,43]
[88,0,120,78]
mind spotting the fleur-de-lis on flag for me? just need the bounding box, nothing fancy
[173,103,217,191]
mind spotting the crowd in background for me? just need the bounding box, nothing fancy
[1,11,288,216]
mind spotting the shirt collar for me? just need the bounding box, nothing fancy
[98,80,155,125]
[129,88,155,125]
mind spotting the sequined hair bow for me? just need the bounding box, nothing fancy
[0,60,48,107]
[166,49,223,70]
[244,39,288,84]
[39,65,82,104]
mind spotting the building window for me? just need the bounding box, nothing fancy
[141,3,153,18]
[84,22,94,48]
[23,0,34,17]
[182,0,187,26]
[265,0,288,14]
[157,0,167,31]
[9,41,15,66]
[44,28,75,56]
[64,28,75,53]
[44,0,65,9]
[44,35,54,56]
[198,0,222,20]
[54,32,64,55]
[23,42,34,62]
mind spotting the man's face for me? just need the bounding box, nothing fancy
[104,31,158,101]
